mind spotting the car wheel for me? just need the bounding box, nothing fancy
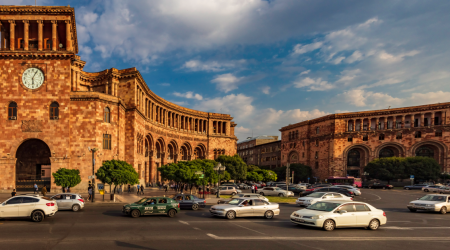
[259,192,264,196]
[405,187,409,190]
[369,187,372,189]
[192,204,199,211]
[409,208,417,212]
[368,219,380,230]
[264,210,274,219]
[226,211,236,220]
[31,211,45,222]
[278,193,284,197]
[130,209,140,218]
[168,209,177,218]
[424,189,429,192]
[440,207,447,215]
[323,219,335,231]
[72,204,80,212]
[231,192,236,196]
[382,187,386,190]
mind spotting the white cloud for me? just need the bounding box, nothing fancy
[377,50,420,63]
[337,89,403,108]
[159,83,171,87]
[300,70,310,75]
[261,86,270,95]
[182,59,246,72]
[211,73,244,93]
[293,77,334,91]
[407,91,450,106]
[292,42,323,55]
[173,91,203,100]
[345,50,363,63]
[194,94,254,120]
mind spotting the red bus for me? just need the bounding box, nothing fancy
[326,176,362,188]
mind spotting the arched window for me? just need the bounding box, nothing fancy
[104,107,110,123]
[416,146,434,158]
[49,102,59,120]
[8,102,17,120]
[347,149,360,166]
[379,148,394,158]
[316,127,320,134]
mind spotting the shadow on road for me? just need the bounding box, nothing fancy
[115,241,156,249]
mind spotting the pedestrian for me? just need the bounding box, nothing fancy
[255,185,258,193]
[33,183,38,194]
[137,184,140,195]
[62,186,65,193]
[118,185,122,194]
[128,184,131,193]
[41,185,47,196]
[164,184,168,193]
[158,182,162,190]
[251,185,255,193]
[68,186,71,193]
[88,184,92,201]
[65,186,69,193]
[11,189,16,197]
[140,184,144,195]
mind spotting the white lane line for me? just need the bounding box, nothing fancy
[178,220,289,223]
[193,227,201,230]
[206,234,450,241]
[178,220,189,225]
[233,224,266,235]
[388,221,411,222]
[384,226,450,230]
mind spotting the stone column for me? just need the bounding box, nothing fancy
[431,112,435,127]
[65,20,71,51]
[37,20,43,51]
[8,20,15,50]
[420,113,425,127]
[375,118,379,130]
[401,116,405,128]
[23,20,29,50]
[384,118,388,130]
[51,20,57,51]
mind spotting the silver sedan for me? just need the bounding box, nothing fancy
[210,198,280,219]
[50,193,85,211]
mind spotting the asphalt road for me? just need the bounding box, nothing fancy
[1,189,449,250]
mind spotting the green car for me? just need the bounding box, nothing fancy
[122,197,180,218]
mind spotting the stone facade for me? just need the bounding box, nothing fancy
[0,6,237,192]
[237,136,280,168]
[280,103,450,181]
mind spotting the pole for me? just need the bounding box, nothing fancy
[286,163,290,192]
[92,150,95,203]
[216,169,221,198]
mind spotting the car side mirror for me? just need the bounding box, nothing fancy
[238,205,244,207]
[339,210,347,214]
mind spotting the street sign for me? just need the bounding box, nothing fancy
[195,171,203,175]
[97,183,104,190]
[88,175,95,179]
[307,177,310,180]
[410,175,414,179]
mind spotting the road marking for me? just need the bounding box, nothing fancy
[233,223,265,235]
[193,227,201,230]
[206,234,450,241]
[388,221,411,222]
[384,226,450,230]
[178,220,189,225]
[178,220,289,223]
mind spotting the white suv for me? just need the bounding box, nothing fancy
[0,195,58,222]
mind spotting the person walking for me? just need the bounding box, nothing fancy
[33,183,38,194]
[88,184,92,201]
[11,189,16,197]
[251,185,255,193]
[164,184,168,193]
[68,186,71,193]
[128,184,131,193]
[41,185,47,197]
[140,185,144,195]
[137,184,140,195]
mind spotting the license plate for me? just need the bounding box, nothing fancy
[295,218,305,222]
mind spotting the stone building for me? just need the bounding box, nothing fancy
[0,5,237,192]
[237,136,281,168]
[280,102,450,180]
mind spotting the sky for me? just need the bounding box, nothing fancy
[11,0,450,141]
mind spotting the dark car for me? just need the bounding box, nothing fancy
[300,187,353,197]
[368,183,394,189]
[172,193,206,210]
[404,184,429,190]
[276,185,303,194]
[122,197,180,218]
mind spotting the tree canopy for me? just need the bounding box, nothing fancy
[255,169,277,182]
[364,156,441,183]
[52,168,81,188]
[273,163,312,183]
[216,154,247,181]
[247,171,263,182]
[95,160,139,193]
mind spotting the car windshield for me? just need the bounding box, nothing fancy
[273,187,282,190]
[135,198,148,204]
[306,192,325,198]
[306,202,341,212]
[418,195,446,201]
[228,199,243,205]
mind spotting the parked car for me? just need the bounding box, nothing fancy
[268,182,286,187]
[404,184,429,190]
[296,192,353,207]
[172,193,206,210]
[259,187,294,197]
[296,183,311,190]
[437,186,450,194]
[333,185,361,196]
[290,201,387,231]
[407,194,450,214]
[122,197,180,218]
[276,185,304,194]
[211,186,242,195]
[237,183,250,189]
[0,195,58,222]
[301,187,353,197]
[210,198,280,219]
[217,193,269,204]
[423,185,442,192]
[221,183,239,189]
[50,193,84,211]
[368,183,394,190]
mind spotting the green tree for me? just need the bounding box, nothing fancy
[52,168,81,188]
[255,169,277,182]
[216,154,247,181]
[95,160,139,193]
[273,164,312,183]
[247,165,260,172]
[247,171,263,182]
[404,157,441,181]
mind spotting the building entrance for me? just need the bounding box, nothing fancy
[15,139,51,191]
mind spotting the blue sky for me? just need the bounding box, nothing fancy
[11,0,450,141]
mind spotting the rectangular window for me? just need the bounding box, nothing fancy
[348,137,353,142]
[435,117,440,125]
[414,119,419,127]
[436,130,442,137]
[379,134,385,140]
[396,133,402,139]
[315,162,319,169]
[363,135,368,141]
[103,134,112,150]
[424,118,428,126]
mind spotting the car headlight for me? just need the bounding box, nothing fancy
[311,215,323,219]
[409,203,414,206]
[426,204,435,207]
[215,209,225,211]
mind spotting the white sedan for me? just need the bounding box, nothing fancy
[296,192,353,207]
[290,201,386,231]
[334,185,361,196]
[1,195,58,222]
[259,187,294,197]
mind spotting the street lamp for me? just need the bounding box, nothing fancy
[214,162,226,198]
[89,147,99,202]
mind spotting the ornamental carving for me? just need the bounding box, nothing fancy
[21,120,43,132]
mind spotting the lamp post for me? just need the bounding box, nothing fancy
[89,147,98,202]
[214,163,226,198]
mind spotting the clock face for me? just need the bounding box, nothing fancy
[22,68,44,90]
